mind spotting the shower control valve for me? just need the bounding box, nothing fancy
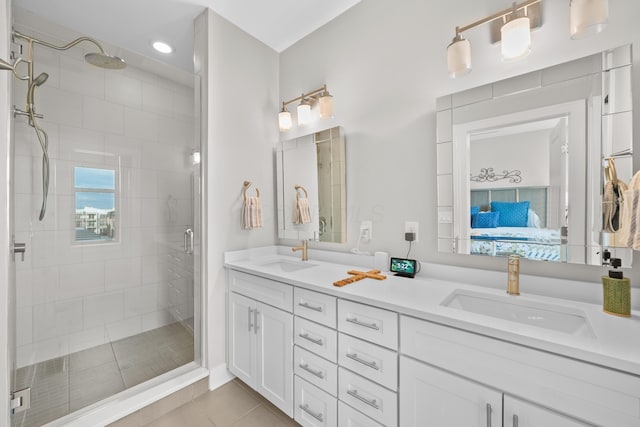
[12,240,26,262]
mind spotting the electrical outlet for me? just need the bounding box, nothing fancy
[405,221,419,242]
[360,220,372,242]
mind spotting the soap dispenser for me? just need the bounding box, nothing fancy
[602,258,631,317]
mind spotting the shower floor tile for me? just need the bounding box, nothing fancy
[12,322,194,427]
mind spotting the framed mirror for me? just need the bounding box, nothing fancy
[276,126,346,243]
[436,45,633,267]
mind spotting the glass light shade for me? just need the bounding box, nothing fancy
[501,16,531,61]
[152,41,173,54]
[570,0,608,39]
[297,100,312,125]
[319,92,334,118]
[278,109,292,131]
[447,36,471,78]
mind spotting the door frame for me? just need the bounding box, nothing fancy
[1,0,14,426]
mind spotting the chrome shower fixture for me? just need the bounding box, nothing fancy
[0,30,126,220]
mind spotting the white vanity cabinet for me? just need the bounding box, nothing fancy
[227,271,294,417]
[400,315,640,427]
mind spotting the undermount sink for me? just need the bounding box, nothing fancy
[258,259,317,273]
[441,290,595,338]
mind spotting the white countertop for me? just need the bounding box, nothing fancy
[224,246,640,377]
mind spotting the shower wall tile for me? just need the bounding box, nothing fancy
[157,115,195,147]
[14,155,33,194]
[58,261,105,299]
[13,119,61,159]
[105,135,142,168]
[33,299,83,341]
[105,257,142,290]
[173,90,195,118]
[125,107,158,141]
[16,306,33,347]
[15,269,33,308]
[84,292,125,328]
[84,96,124,134]
[38,85,84,128]
[82,241,127,263]
[55,195,75,231]
[106,72,142,108]
[68,326,108,354]
[31,230,81,268]
[106,316,142,342]
[142,255,162,284]
[51,159,74,195]
[31,266,60,305]
[142,310,173,332]
[59,125,106,164]
[142,82,174,116]
[119,197,142,228]
[17,335,69,368]
[59,55,106,99]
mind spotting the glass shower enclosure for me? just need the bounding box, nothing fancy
[9,8,201,426]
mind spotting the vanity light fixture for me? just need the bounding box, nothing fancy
[447,0,541,77]
[570,0,608,39]
[278,84,334,131]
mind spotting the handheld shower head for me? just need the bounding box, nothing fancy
[27,72,49,107]
[85,52,126,70]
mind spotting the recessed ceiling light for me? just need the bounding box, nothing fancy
[152,41,173,54]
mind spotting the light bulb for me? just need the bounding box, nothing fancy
[319,91,334,118]
[447,35,471,78]
[278,108,292,132]
[501,16,531,61]
[297,99,312,125]
[570,0,608,39]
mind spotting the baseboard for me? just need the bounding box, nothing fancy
[208,364,235,390]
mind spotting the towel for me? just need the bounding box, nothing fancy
[293,196,312,225]
[242,196,263,229]
[620,170,640,250]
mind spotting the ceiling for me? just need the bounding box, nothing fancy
[14,0,362,71]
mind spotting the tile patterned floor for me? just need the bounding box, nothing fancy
[11,322,194,427]
[123,379,302,427]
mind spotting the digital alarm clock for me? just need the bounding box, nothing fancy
[390,257,417,278]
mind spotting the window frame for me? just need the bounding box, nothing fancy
[73,165,119,245]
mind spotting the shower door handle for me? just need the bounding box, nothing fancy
[184,228,194,255]
[12,240,26,262]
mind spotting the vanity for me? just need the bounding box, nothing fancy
[225,247,640,427]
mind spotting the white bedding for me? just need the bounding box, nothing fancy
[470,226,561,243]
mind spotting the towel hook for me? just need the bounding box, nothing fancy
[295,184,308,199]
[243,181,260,201]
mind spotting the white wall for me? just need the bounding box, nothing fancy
[279,0,640,285]
[12,11,196,367]
[202,9,279,381]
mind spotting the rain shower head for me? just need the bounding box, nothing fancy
[84,52,127,70]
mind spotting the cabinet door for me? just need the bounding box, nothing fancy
[256,302,294,417]
[228,292,256,387]
[504,395,592,427]
[400,356,501,427]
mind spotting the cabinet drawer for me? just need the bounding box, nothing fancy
[338,300,398,350]
[338,333,398,391]
[294,317,338,363]
[294,288,337,328]
[294,345,338,397]
[295,376,337,427]
[338,401,384,427]
[228,270,293,312]
[338,367,397,427]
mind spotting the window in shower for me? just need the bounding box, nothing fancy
[74,166,117,241]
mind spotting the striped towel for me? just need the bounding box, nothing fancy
[293,197,312,225]
[242,196,263,229]
[620,170,640,250]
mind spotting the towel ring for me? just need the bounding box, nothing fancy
[295,184,308,199]
[243,181,260,201]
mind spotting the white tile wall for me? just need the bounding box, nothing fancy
[13,25,196,367]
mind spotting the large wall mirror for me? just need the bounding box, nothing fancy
[436,45,633,267]
[276,126,346,243]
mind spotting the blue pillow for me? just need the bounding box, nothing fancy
[470,206,480,225]
[472,211,500,228]
[490,201,530,227]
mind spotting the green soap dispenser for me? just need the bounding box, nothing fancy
[602,257,631,317]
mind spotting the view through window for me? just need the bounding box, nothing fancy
[74,167,116,242]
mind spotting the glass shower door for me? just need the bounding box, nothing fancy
[9,15,200,426]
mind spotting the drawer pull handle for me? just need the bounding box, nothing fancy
[513,414,518,427]
[486,403,492,427]
[254,309,260,334]
[346,352,379,370]
[248,308,253,332]
[347,389,379,410]
[299,363,325,379]
[298,301,323,312]
[299,404,324,422]
[299,333,323,346]
[346,317,380,330]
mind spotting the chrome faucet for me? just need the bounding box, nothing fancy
[292,240,308,261]
[507,254,520,295]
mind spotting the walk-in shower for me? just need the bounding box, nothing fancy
[7,9,201,426]
[1,30,125,221]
